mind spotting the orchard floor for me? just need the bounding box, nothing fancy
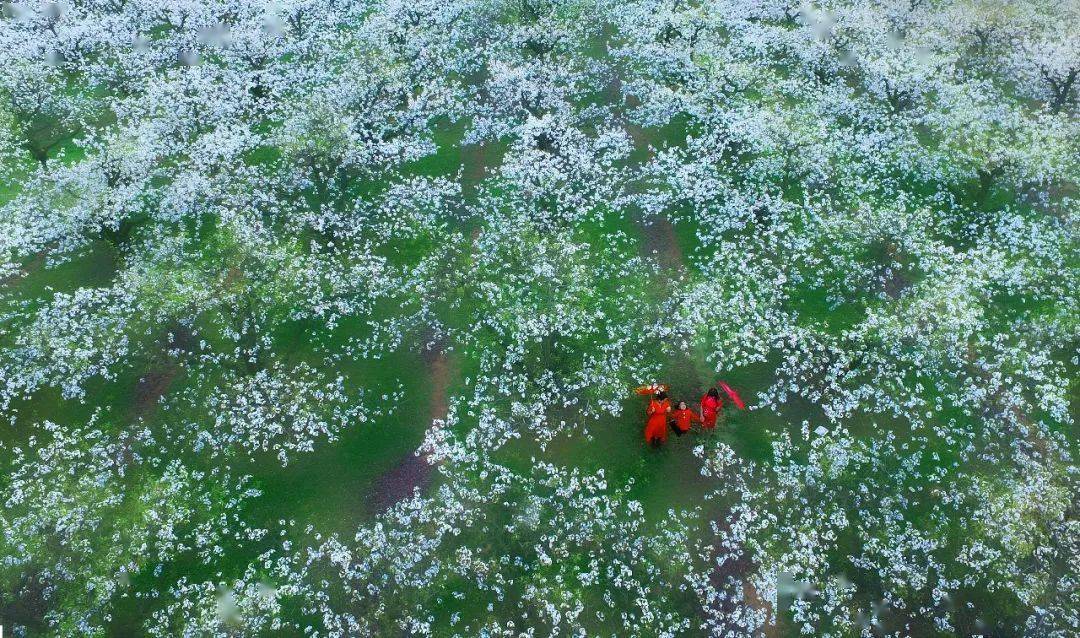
[1,208,818,635]
[2,74,895,636]
[2,233,905,638]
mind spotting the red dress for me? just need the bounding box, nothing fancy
[644,398,671,444]
[700,394,722,429]
[672,407,701,434]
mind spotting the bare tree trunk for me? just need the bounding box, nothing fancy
[1046,68,1078,113]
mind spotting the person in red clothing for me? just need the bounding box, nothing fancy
[671,401,701,437]
[700,387,723,431]
[643,389,672,447]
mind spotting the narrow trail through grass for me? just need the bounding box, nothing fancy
[369,337,455,515]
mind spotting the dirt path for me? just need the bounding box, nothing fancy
[131,367,179,419]
[459,67,501,200]
[606,51,687,278]
[368,334,453,515]
[0,253,45,288]
[745,582,781,638]
[606,47,776,635]
[129,325,192,422]
[461,141,499,199]
[698,509,781,638]
[636,213,686,273]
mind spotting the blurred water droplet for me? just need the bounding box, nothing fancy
[178,49,201,66]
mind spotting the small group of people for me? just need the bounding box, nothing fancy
[635,381,745,448]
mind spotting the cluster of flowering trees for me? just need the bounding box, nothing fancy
[1,0,1076,636]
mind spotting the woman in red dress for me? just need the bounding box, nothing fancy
[671,401,701,437]
[700,387,723,431]
[643,389,672,447]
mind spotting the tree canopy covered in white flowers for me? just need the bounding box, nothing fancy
[1,0,1077,636]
